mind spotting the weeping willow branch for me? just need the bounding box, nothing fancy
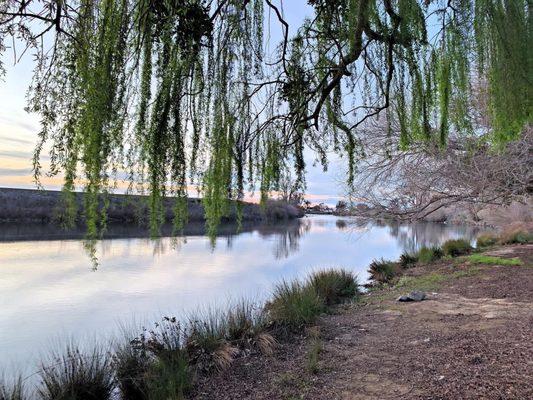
[0,0,530,237]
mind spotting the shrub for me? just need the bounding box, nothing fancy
[37,345,114,400]
[399,252,418,268]
[442,239,472,257]
[307,269,360,305]
[0,377,24,400]
[476,234,497,248]
[368,259,399,284]
[498,223,533,245]
[417,246,443,263]
[267,280,324,331]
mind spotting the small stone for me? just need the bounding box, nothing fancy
[397,290,427,302]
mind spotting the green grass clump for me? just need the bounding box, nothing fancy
[468,254,523,266]
[144,319,191,398]
[113,341,152,400]
[187,313,226,358]
[268,281,324,331]
[114,319,192,400]
[38,345,114,400]
[307,269,360,305]
[0,377,24,400]
[224,301,265,341]
[399,252,418,268]
[442,239,472,257]
[417,246,443,263]
[451,267,483,278]
[368,259,398,284]
[476,234,497,248]
[186,301,273,370]
[395,273,448,291]
[145,353,190,400]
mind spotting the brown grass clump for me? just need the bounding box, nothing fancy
[212,344,239,371]
[255,332,277,356]
[498,222,533,245]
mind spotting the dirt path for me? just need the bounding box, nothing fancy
[192,245,533,400]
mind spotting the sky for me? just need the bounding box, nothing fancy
[0,1,344,206]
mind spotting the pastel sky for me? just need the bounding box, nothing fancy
[0,1,344,206]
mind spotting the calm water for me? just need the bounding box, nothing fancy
[0,215,478,376]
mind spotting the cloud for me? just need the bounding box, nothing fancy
[0,150,33,159]
[0,114,39,134]
[0,167,32,176]
[0,134,33,145]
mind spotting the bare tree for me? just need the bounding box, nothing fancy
[346,120,532,221]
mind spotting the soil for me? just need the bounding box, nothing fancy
[191,244,533,400]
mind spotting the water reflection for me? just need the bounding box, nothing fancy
[337,218,480,254]
[0,215,480,376]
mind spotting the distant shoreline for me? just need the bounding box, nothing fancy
[0,187,303,229]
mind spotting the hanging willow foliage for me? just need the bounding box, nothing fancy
[0,0,531,237]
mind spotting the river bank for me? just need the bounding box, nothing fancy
[194,243,533,399]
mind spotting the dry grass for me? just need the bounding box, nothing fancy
[498,222,533,245]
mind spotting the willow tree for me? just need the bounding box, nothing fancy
[0,0,530,237]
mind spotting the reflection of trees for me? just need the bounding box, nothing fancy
[340,217,483,254]
[254,219,311,260]
[385,221,481,254]
[336,219,348,230]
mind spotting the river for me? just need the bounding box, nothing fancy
[0,215,479,376]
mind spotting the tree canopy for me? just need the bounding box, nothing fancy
[0,0,531,236]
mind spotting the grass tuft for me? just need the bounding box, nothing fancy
[146,355,190,400]
[476,234,497,248]
[468,254,523,266]
[442,239,472,257]
[113,340,152,400]
[38,345,114,400]
[416,246,443,263]
[0,377,24,400]
[368,259,398,284]
[399,252,418,268]
[307,269,360,305]
[267,280,324,331]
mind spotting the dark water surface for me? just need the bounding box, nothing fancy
[0,215,479,376]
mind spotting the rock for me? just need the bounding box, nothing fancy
[397,291,427,302]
